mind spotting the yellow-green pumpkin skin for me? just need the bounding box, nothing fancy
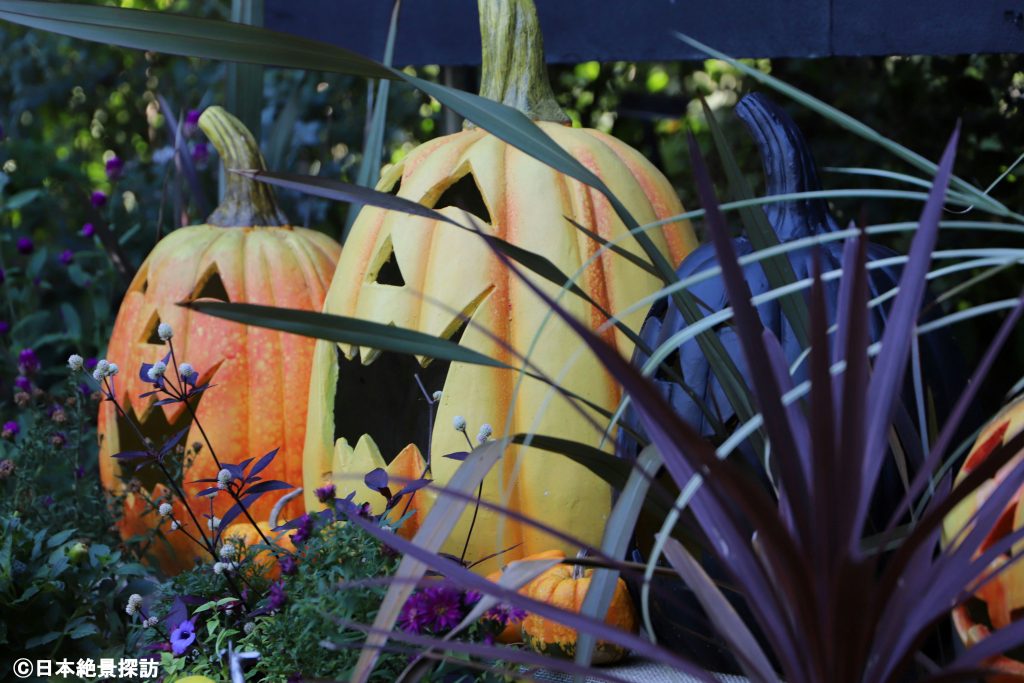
[303,123,696,573]
[942,395,1024,681]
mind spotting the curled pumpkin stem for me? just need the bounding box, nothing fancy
[198,106,289,228]
[269,486,303,536]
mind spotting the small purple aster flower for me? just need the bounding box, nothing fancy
[398,591,430,633]
[18,348,39,375]
[484,603,527,627]
[59,249,74,266]
[184,109,202,136]
[289,513,313,544]
[278,555,298,576]
[0,321,11,336]
[169,617,197,656]
[419,583,466,633]
[81,223,96,238]
[16,237,33,255]
[90,191,107,208]
[14,376,31,392]
[314,483,336,504]
[2,421,18,439]
[266,581,287,612]
[192,142,209,165]
[105,155,125,181]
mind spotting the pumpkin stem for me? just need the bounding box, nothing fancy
[735,93,838,241]
[198,106,289,228]
[477,0,569,123]
[573,549,587,580]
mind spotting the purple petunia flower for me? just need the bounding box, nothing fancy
[105,155,125,181]
[16,237,33,255]
[266,581,287,612]
[169,618,197,656]
[14,376,30,392]
[59,249,74,266]
[289,513,313,544]
[81,223,96,238]
[314,483,336,504]
[90,191,107,208]
[18,348,39,375]
[191,142,209,166]
[278,555,297,576]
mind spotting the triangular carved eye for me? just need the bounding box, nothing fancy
[142,311,166,345]
[367,237,405,287]
[191,265,230,302]
[435,172,492,225]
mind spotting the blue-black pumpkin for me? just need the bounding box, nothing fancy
[616,92,968,669]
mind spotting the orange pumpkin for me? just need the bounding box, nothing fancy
[221,521,295,580]
[98,107,340,574]
[520,553,637,664]
[942,395,1024,681]
[485,549,567,644]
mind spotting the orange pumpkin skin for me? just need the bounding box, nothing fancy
[485,549,567,644]
[97,107,340,574]
[942,395,1024,680]
[520,557,637,664]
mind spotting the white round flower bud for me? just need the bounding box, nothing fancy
[157,322,173,341]
[219,543,236,559]
[146,361,167,382]
[158,503,172,517]
[107,363,119,377]
[217,468,232,490]
[244,621,255,635]
[67,354,84,372]
[453,415,467,431]
[476,423,493,444]
[213,562,225,575]
[170,521,180,531]
[432,390,442,402]
[179,363,195,378]
[208,516,221,531]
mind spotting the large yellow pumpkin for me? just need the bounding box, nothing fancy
[98,107,340,573]
[302,0,696,572]
[942,395,1024,681]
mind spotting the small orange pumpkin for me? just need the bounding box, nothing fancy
[98,107,340,573]
[520,553,637,664]
[221,519,296,580]
[485,549,567,644]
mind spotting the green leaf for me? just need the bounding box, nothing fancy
[226,0,264,142]
[60,303,82,341]
[25,631,61,649]
[182,300,511,370]
[2,188,42,211]
[46,529,75,548]
[67,622,100,640]
[0,1,394,80]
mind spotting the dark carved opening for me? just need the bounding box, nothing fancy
[435,173,492,225]
[112,404,188,493]
[192,266,230,302]
[372,241,406,287]
[332,299,480,465]
[143,311,166,345]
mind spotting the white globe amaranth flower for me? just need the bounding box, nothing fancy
[217,468,232,489]
[179,362,196,378]
[144,616,158,628]
[107,363,119,377]
[219,543,237,559]
[146,361,167,382]
[432,390,442,402]
[244,621,255,635]
[476,423,493,444]
[208,516,221,531]
[67,354,84,372]
[158,503,172,517]
[92,359,110,382]
[157,322,173,341]
[213,562,225,575]
[125,593,143,615]
[169,520,180,531]
[453,415,467,431]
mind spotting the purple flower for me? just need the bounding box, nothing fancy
[289,514,314,544]
[18,349,39,375]
[0,321,10,336]
[90,191,107,208]
[278,555,298,576]
[16,237,33,255]
[314,483,336,504]
[169,618,197,656]
[59,249,74,266]
[184,109,202,136]
[0,268,4,284]
[398,591,431,633]
[105,155,125,181]
[2,421,18,439]
[84,357,98,370]
[41,495,54,507]
[14,376,31,392]
[266,581,287,612]
[400,583,467,634]
[484,603,527,627]
[81,223,96,238]
[191,142,209,166]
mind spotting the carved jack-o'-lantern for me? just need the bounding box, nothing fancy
[98,107,340,573]
[302,0,697,572]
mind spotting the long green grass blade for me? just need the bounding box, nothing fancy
[226,0,264,141]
